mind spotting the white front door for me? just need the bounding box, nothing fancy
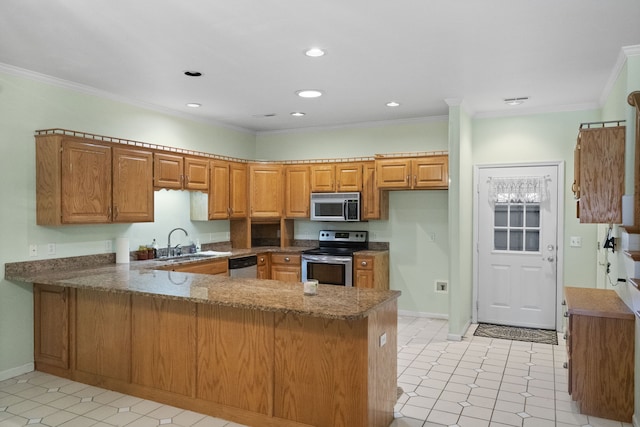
[476,164,559,329]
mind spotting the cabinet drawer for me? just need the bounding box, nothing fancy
[355,256,374,270]
[271,253,300,265]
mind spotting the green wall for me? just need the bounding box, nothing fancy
[0,71,255,378]
[256,120,451,315]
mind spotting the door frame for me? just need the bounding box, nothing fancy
[472,161,565,331]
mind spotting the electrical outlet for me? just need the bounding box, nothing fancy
[570,236,582,248]
[428,232,436,242]
[105,240,112,251]
[29,244,37,257]
[379,333,387,347]
[47,243,56,255]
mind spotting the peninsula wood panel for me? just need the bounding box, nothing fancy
[577,126,625,223]
[75,289,131,381]
[197,305,274,415]
[274,314,368,426]
[34,284,69,369]
[112,147,154,223]
[131,296,196,397]
[366,299,397,427]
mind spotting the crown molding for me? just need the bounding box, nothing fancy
[599,44,640,107]
[473,101,600,120]
[256,115,449,136]
[0,62,255,135]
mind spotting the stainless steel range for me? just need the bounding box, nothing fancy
[301,230,368,287]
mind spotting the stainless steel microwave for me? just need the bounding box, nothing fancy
[310,192,360,222]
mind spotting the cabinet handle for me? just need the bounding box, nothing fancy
[414,175,417,186]
[107,206,112,219]
[361,261,368,267]
[406,175,409,183]
[114,206,119,220]
[284,257,290,262]
[185,175,190,185]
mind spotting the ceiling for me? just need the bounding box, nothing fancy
[1,0,639,133]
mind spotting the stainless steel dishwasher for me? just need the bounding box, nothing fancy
[228,255,258,278]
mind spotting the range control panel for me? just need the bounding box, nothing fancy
[318,230,368,243]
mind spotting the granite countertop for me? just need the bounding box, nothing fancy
[5,246,399,320]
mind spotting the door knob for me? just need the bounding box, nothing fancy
[545,256,554,262]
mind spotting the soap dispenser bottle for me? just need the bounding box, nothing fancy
[152,239,159,258]
[195,239,201,253]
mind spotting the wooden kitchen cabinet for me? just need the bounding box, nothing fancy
[256,253,270,279]
[208,160,231,219]
[573,126,625,223]
[192,160,248,221]
[270,253,301,282]
[154,153,209,191]
[36,135,154,225]
[229,162,248,218]
[249,163,283,218]
[376,155,448,190]
[284,165,310,218]
[354,251,389,290]
[362,161,389,220]
[310,163,362,192]
[564,287,634,422]
[34,284,70,372]
[158,258,229,275]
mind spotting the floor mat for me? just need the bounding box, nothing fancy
[473,323,558,345]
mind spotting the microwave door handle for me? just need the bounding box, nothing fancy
[343,200,347,220]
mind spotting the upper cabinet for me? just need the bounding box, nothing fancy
[376,155,449,190]
[310,163,363,192]
[207,161,248,220]
[284,165,310,218]
[154,153,209,191]
[573,125,625,224]
[36,134,153,225]
[249,163,283,218]
[362,161,388,220]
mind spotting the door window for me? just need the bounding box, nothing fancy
[494,202,540,252]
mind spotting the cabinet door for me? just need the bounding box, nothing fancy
[271,265,300,282]
[209,160,230,219]
[412,156,449,189]
[310,164,335,192]
[249,164,282,218]
[257,253,270,279]
[154,153,184,189]
[229,162,248,218]
[61,140,112,223]
[185,157,209,191]
[112,147,154,223]
[354,269,374,289]
[336,163,362,192]
[285,165,310,218]
[375,159,411,189]
[361,162,388,220]
[34,284,69,369]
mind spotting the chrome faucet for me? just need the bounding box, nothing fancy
[167,227,188,257]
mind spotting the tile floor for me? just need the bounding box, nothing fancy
[0,316,633,427]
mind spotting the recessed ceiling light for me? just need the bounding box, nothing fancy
[504,97,528,106]
[186,103,201,108]
[296,89,323,98]
[386,101,400,107]
[291,112,306,117]
[305,48,326,57]
[184,71,203,77]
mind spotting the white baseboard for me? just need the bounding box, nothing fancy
[447,318,472,342]
[0,363,34,381]
[398,309,448,319]
[633,413,639,427]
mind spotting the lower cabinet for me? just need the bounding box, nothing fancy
[158,258,228,275]
[270,253,301,282]
[34,284,69,371]
[256,253,270,279]
[354,251,389,290]
[565,287,634,422]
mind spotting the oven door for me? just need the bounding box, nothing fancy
[301,254,353,287]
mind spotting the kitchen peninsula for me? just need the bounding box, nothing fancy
[5,256,400,427]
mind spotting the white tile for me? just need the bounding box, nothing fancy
[460,404,493,421]
[490,409,524,426]
[427,409,459,425]
[399,403,430,420]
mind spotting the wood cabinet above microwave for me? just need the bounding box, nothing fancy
[310,163,362,192]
